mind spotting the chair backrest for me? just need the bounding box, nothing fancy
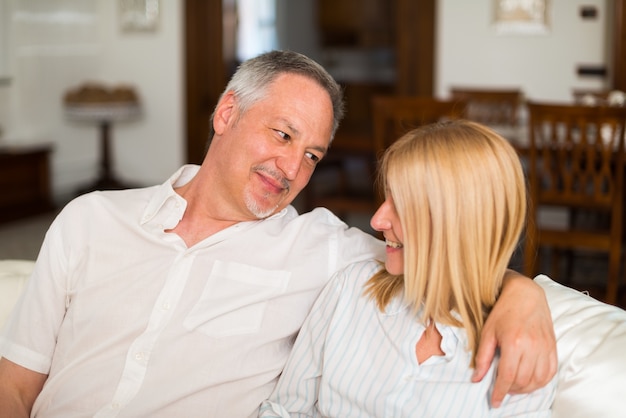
[370,96,465,205]
[572,89,611,106]
[371,95,465,157]
[450,87,523,127]
[572,89,626,107]
[526,102,626,211]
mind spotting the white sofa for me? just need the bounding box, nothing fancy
[0,259,34,328]
[534,274,626,417]
[1,261,625,416]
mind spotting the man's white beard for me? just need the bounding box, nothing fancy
[244,189,281,219]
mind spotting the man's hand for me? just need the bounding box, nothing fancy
[472,270,557,408]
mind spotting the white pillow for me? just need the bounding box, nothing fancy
[534,274,626,418]
[0,259,35,329]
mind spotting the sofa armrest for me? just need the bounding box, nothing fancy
[535,274,626,418]
[0,259,36,329]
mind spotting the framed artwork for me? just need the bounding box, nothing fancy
[119,0,160,32]
[493,0,550,35]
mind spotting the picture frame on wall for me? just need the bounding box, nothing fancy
[493,0,550,35]
[119,0,160,32]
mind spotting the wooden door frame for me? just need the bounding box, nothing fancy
[184,0,226,164]
[395,0,435,95]
[614,0,626,91]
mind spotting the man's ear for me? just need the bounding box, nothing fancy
[213,91,237,135]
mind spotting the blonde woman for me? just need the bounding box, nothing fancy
[259,120,556,417]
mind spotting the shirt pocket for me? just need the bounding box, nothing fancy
[183,260,291,338]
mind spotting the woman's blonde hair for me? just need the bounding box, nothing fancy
[364,120,527,366]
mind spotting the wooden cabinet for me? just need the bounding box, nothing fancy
[316,0,435,134]
[317,0,435,95]
[317,0,395,135]
[0,144,54,223]
[317,0,393,47]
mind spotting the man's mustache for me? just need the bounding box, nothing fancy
[253,166,290,193]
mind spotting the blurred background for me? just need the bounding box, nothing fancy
[0,0,619,204]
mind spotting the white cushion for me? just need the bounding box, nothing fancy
[0,259,35,329]
[535,274,626,418]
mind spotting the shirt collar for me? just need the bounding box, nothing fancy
[140,164,291,230]
[382,296,464,360]
[140,165,196,228]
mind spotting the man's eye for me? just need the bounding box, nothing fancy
[276,130,291,141]
[305,151,321,163]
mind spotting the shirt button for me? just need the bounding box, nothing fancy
[135,352,144,360]
[162,302,170,310]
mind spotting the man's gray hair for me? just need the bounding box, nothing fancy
[208,50,345,144]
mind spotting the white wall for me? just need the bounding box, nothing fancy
[0,0,183,202]
[436,0,609,102]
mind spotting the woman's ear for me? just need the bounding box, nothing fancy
[213,91,237,135]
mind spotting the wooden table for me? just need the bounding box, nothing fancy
[65,104,141,194]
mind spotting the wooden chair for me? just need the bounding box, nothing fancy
[572,89,626,107]
[572,89,612,106]
[304,96,465,221]
[523,102,626,305]
[372,95,465,150]
[451,87,522,122]
[451,87,524,147]
[369,96,466,207]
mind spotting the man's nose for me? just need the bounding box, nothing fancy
[277,149,303,180]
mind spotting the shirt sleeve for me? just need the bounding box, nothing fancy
[0,205,73,374]
[259,269,348,417]
[335,225,385,272]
